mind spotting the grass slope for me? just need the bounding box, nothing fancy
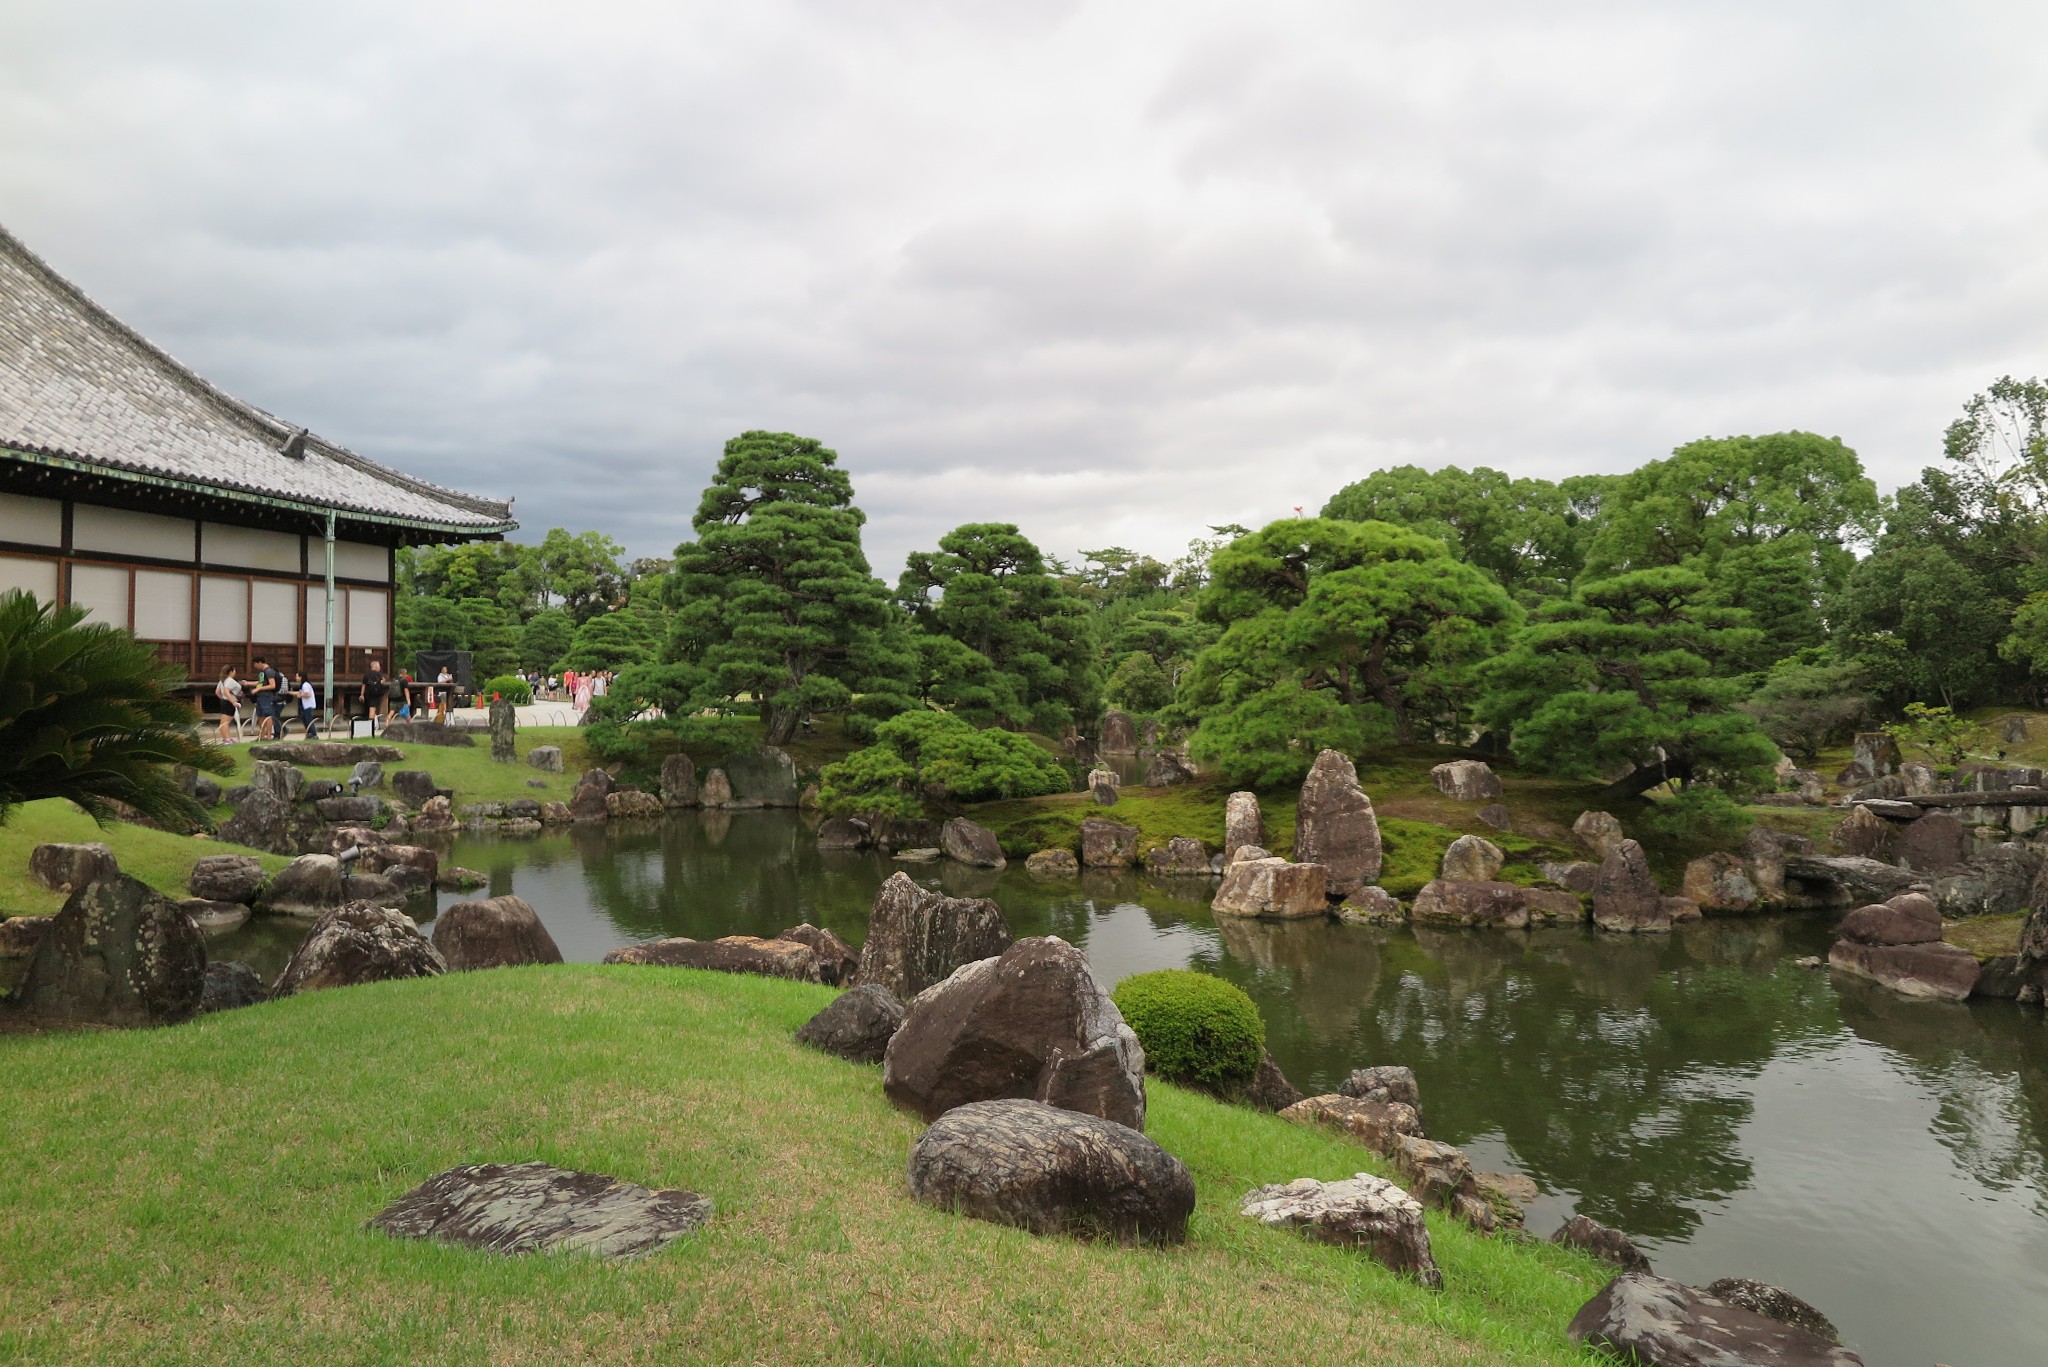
[0,968,1606,1366]
[210,726,599,810]
[0,800,292,918]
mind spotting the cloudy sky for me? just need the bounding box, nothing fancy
[4,1,2045,575]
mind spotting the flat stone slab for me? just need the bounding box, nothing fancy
[368,1161,712,1258]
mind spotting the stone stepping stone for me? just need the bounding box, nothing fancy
[369,1161,712,1258]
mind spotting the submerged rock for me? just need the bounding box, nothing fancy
[1592,839,1668,933]
[905,1099,1192,1244]
[369,1161,712,1259]
[1703,1278,1841,1344]
[1211,857,1328,919]
[1568,1273,1864,1367]
[1240,1173,1441,1287]
[1411,878,1528,928]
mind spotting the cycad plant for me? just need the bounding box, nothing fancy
[0,591,229,830]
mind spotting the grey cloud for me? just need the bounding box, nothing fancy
[2,0,2045,578]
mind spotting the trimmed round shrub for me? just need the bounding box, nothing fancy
[1111,969,1265,1088]
[480,674,533,706]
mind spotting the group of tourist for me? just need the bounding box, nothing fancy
[528,668,612,711]
[207,656,462,742]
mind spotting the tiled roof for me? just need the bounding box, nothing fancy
[0,223,515,534]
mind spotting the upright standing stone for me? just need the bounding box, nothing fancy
[700,768,733,808]
[489,697,517,763]
[1293,749,1381,896]
[1853,731,1901,777]
[1592,839,1669,933]
[1438,835,1505,882]
[1224,791,1265,864]
[856,871,1014,1000]
[723,747,801,806]
[1572,811,1627,860]
[2001,714,2031,745]
[1832,806,1897,860]
[1080,817,1139,868]
[660,752,699,807]
[1088,768,1121,805]
[1099,710,1138,755]
[569,769,617,822]
[1897,812,1969,872]
[249,759,305,806]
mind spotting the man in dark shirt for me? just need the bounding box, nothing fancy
[250,654,284,740]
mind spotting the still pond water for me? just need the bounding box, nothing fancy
[217,810,2048,1367]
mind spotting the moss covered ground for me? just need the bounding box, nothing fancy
[0,800,291,919]
[0,966,1609,1366]
[206,725,600,811]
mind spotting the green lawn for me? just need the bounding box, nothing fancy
[0,967,1608,1366]
[0,800,292,918]
[216,725,600,810]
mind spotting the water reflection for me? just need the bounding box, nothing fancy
[203,810,2048,1367]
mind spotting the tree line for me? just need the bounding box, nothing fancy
[406,377,2048,807]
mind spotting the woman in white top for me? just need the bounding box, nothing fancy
[213,666,245,742]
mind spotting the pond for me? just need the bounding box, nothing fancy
[212,810,2048,1367]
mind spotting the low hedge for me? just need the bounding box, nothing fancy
[1111,969,1265,1088]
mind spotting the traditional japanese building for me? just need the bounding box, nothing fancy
[0,224,516,705]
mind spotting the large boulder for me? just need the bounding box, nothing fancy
[1292,749,1382,896]
[389,770,448,809]
[940,817,1006,869]
[1853,730,1900,776]
[570,769,617,822]
[357,844,439,895]
[816,816,871,850]
[1568,1273,1864,1367]
[658,752,698,806]
[602,935,824,982]
[857,871,1014,1000]
[1144,837,1210,875]
[269,901,445,998]
[1541,860,1601,895]
[379,720,474,746]
[248,741,404,766]
[1831,806,1897,861]
[1438,834,1504,882]
[604,790,663,819]
[1930,843,2041,918]
[257,854,348,918]
[1525,888,1588,924]
[1741,825,1804,903]
[794,983,905,1063]
[1703,1279,1841,1344]
[1240,1173,1440,1287]
[198,960,266,1014]
[1098,710,1138,754]
[1025,848,1079,879]
[724,746,800,806]
[699,768,733,808]
[215,788,295,854]
[28,842,121,895]
[1553,1213,1651,1272]
[4,874,205,1027]
[1430,759,1502,801]
[369,1161,711,1259]
[1836,893,1941,946]
[1828,939,1979,1000]
[1593,839,1669,933]
[413,795,455,831]
[1079,817,1139,868]
[526,745,565,774]
[1897,812,1968,872]
[1223,791,1265,863]
[1143,749,1196,786]
[1279,1095,1425,1154]
[1783,854,1918,905]
[431,895,564,971]
[882,936,1146,1129]
[1211,858,1329,919]
[248,759,306,806]
[776,924,859,986]
[1572,810,1627,860]
[316,794,386,825]
[1682,852,1759,913]
[905,1098,1192,1244]
[1087,768,1121,805]
[1410,878,1529,928]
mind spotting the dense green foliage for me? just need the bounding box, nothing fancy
[479,674,532,705]
[664,432,914,746]
[1111,969,1266,1088]
[817,709,1069,818]
[0,593,229,830]
[1477,568,1776,797]
[1103,649,1174,713]
[897,522,1096,731]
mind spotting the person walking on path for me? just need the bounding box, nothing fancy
[212,666,244,743]
[435,666,454,722]
[293,673,320,738]
[573,672,594,713]
[361,658,389,727]
[250,654,283,740]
